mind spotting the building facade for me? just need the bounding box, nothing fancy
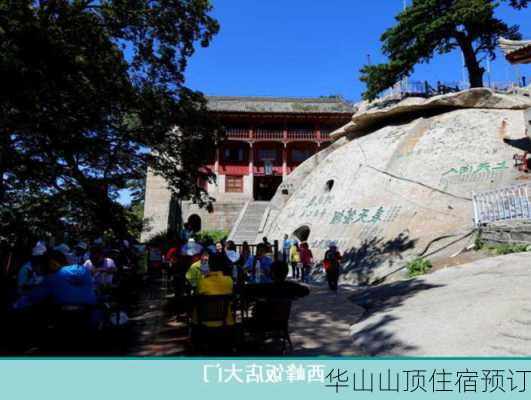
[142,96,353,241]
[499,38,531,65]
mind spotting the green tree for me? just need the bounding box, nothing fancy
[360,0,529,100]
[0,1,221,242]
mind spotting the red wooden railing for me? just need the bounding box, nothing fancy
[254,128,284,140]
[320,128,332,139]
[225,127,330,142]
[226,127,250,140]
[287,128,315,140]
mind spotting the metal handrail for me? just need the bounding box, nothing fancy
[472,183,531,225]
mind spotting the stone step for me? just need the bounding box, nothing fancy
[228,201,270,244]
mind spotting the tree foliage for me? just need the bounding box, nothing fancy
[0,1,221,245]
[360,0,528,100]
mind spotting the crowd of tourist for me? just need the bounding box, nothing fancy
[165,228,343,300]
[7,237,144,349]
[4,225,344,354]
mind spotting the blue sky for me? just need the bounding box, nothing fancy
[121,1,529,206]
[184,0,530,102]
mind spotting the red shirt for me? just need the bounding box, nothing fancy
[300,247,313,265]
[166,247,180,264]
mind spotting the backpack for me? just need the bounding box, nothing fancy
[323,250,337,271]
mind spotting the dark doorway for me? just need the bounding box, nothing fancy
[293,225,311,242]
[187,214,202,232]
[253,176,282,201]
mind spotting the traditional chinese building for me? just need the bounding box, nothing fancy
[141,96,353,242]
[499,38,531,65]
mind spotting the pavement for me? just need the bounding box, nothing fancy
[349,252,531,356]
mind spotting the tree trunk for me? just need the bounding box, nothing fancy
[0,133,11,205]
[66,155,130,239]
[459,38,485,88]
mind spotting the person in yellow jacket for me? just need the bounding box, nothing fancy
[185,251,210,290]
[289,241,301,279]
[195,256,234,327]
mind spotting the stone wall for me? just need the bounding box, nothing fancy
[181,201,247,233]
[141,168,172,242]
[481,221,531,245]
[141,167,250,241]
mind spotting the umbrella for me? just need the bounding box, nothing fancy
[226,250,240,263]
[181,239,203,256]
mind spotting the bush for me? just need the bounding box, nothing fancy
[474,232,484,250]
[406,258,432,278]
[487,243,529,255]
[195,229,229,244]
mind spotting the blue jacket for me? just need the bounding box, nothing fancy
[244,255,273,283]
[16,264,97,308]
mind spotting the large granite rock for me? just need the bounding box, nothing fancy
[264,89,531,284]
[332,88,531,140]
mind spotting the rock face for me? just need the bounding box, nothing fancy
[263,89,531,283]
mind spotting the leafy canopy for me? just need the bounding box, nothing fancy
[360,0,528,100]
[0,1,221,244]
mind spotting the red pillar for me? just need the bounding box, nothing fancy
[282,143,287,179]
[214,148,220,175]
[249,142,254,175]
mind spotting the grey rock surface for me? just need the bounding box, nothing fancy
[264,89,531,283]
[349,252,531,356]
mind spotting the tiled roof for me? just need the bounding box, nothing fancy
[499,38,531,64]
[206,96,353,114]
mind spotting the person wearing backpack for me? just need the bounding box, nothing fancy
[299,242,314,283]
[323,244,341,292]
[289,241,301,279]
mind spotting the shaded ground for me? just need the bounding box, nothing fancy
[0,271,191,357]
[124,277,368,357]
[1,271,368,357]
[290,284,365,356]
[125,271,190,356]
[349,252,531,356]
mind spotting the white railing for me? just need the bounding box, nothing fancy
[472,183,531,225]
[380,80,520,100]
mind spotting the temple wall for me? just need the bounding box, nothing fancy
[141,169,172,242]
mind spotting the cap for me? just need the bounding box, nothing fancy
[32,241,47,256]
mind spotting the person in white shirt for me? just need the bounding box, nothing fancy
[82,247,117,288]
[72,241,90,264]
[17,241,46,294]
[54,243,75,265]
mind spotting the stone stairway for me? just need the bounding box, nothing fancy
[228,201,270,244]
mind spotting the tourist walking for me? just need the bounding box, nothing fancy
[289,241,301,279]
[299,242,314,283]
[323,244,341,292]
[282,234,292,263]
[240,241,251,266]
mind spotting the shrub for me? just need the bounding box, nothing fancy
[143,229,229,249]
[474,232,484,250]
[488,243,529,255]
[195,229,229,244]
[406,258,433,278]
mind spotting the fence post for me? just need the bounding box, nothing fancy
[472,192,479,226]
